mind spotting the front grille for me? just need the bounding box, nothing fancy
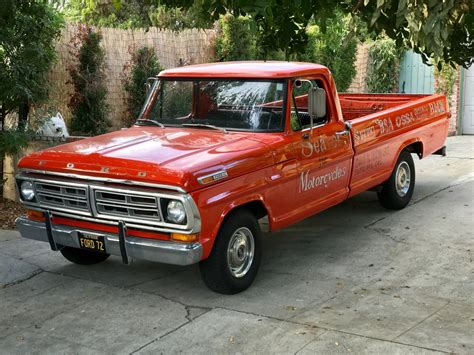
[94,189,161,222]
[19,175,194,231]
[34,181,90,213]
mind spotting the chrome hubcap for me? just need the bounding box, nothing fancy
[395,161,411,197]
[227,227,254,278]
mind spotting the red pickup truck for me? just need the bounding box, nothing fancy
[16,62,449,294]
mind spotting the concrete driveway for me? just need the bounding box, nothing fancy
[1,136,473,354]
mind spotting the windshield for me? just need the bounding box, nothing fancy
[138,79,287,132]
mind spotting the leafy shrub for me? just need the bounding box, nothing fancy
[435,63,457,99]
[64,1,213,30]
[366,37,401,93]
[65,0,150,29]
[0,130,30,158]
[68,25,110,136]
[123,47,163,126]
[148,3,212,31]
[297,13,357,92]
[215,14,256,61]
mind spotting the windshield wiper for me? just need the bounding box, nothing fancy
[136,119,164,128]
[182,123,227,134]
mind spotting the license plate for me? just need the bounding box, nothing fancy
[77,233,107,253]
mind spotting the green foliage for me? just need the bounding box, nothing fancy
[297,13,357,92]
[0,0,63,129]
[148,3,212,30]
[161,0,473,68]
[215,14,256,61]
[214,12,357,89]
[366,37,401,93]
[435,62,457,107]
[353,0,473,69]
[64,0,151,28]
[64,0,212,30]
[0,130,30,157]
[123,47,163,126]
[68,26,110,136]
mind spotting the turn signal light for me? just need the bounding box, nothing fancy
[171,233,199,242]
[27,210,45,222]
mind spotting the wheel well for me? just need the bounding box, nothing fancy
[224,200,268,223]
[236,200,268,220]
[404,141,423,159]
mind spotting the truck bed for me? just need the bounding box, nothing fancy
[339,93,430,120]
[340,92,449,197]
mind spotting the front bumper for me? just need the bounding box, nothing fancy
[16,216,202,266]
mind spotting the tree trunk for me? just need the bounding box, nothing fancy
[0,105,5,198]
[18,102,29,131]
[0,105,5,132]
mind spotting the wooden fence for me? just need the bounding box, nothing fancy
[47,23,217,130]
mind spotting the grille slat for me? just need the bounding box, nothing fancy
[94,189,161,222]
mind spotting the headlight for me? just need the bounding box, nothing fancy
[166,200,186,224]
[20,181,35,201]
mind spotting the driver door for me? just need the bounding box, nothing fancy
[292,77,353,219]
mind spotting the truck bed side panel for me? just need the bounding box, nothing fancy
[339,93,429,120]
[347,94,449,196]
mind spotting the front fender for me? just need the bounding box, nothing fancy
[190,170,275,260]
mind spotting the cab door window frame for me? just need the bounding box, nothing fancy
[290,76,337,132]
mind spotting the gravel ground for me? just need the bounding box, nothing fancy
[0,197,25,229]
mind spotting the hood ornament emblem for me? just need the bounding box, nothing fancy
[66,163,74,168]
[101,167,110,173]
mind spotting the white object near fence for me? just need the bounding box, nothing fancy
[38,112,69,138]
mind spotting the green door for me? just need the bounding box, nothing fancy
[399,51,434,94]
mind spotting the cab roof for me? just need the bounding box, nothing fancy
[158,61,330,79]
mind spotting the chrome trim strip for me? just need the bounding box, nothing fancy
[20,169,186,192]
[16,216,203,266]
[197,170,229,185]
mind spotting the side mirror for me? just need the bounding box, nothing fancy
[308,87,326,119]
[145,77,157,97]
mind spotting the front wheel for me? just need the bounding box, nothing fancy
[199,210,262,294]
[60,247,110,265]
[377,150,415,210]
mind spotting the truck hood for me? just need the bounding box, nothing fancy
[18,127,276,191]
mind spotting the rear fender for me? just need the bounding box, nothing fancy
[387,139,424,181]
[400,139,424,159]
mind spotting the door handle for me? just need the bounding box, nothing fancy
[335,130,349,136]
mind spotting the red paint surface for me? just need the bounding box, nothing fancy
[18,62,449,260]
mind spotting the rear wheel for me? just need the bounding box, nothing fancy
[60,247,110,265]
[199,209,262,294]
[377,150,415,210]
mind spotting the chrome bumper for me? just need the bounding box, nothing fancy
[15,216,202,266]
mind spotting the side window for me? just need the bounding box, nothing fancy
[290,79,329,131]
